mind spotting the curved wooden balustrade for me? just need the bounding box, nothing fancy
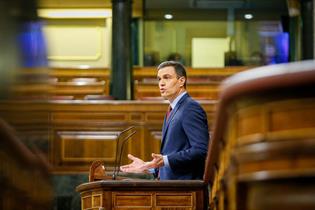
[204,60,315,210]
[0,119,53,209]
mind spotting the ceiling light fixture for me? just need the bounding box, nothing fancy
[164,14,173,20]
[244,13,253,20]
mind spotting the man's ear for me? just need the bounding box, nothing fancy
[179,77,185,87]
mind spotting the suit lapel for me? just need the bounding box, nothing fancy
[160,94,189,150]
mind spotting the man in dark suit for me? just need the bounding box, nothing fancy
[120,61,209,180]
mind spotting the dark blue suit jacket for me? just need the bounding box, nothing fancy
[159,93,209,180]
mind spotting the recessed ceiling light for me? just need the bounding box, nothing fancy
[164,14,173,20]
[244,13,253,20]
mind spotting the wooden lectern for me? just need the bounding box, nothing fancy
[78,128,208,210]
[77,179,206,210]
[78,155,208,209]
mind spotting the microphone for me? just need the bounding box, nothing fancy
[112,130,137,180]
[112,126,134,177]
[112,126,136,180]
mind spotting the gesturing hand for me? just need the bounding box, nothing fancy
[120,153,165,174]
[150,153,164,168]
[120,154,150,173]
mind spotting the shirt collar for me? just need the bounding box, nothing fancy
[170,91,187,109]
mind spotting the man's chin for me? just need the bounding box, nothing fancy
[160,94,168,100]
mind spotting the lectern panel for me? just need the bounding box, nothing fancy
[114,193,152,207]
[156,193,194,206]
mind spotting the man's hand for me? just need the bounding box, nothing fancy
[150,153,164,168]
[120,154,150,173]
[120,153,165,174]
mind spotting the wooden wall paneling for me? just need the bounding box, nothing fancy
[0,101,50,128]
[58,131,118,162]
[0,100,216,173]
[49,102,166,172]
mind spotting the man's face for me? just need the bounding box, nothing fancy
[157,66,185,102]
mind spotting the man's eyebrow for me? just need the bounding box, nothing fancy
[157,73,173,79]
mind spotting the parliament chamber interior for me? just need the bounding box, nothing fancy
[1,0,315,210]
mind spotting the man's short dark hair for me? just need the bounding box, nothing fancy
[157,61,187,88]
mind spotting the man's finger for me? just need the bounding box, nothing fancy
[152,153,162,158]
[127,154,137,160]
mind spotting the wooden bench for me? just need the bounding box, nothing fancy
[133,66,249,100]
[135,80,220,100]
[10,66,248,100]
[51,80,107,99]
[49,67,248,100]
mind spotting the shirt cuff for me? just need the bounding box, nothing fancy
[163,155,170,167]
[148,168,155,173]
